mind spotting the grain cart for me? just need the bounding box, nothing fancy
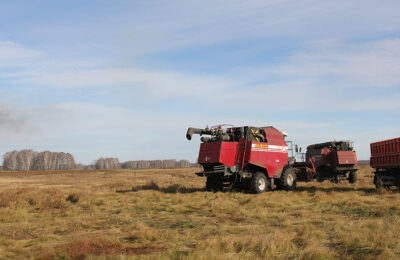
[294,141,358,183]
[370,137,400,189]
[186,125,296,193]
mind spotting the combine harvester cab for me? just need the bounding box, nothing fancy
[370,137,400,189]
[186,125,294,193]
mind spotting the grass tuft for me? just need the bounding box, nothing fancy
[66,193,80,204]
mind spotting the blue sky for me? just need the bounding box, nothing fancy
[0,0,399,164]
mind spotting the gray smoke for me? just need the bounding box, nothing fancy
[0,106,30,137]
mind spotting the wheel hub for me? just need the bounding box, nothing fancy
[258,178,266,190]
[287,174,294,186]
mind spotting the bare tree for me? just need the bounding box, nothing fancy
[33,151,51,171]
[3,150,18,171]
[3,150,75,171]
[95,158,105,169]
[16,150,37,171]
[95,157,120,169]
[162,159,177,168]
[120,159,194,169]
[176,160,191,168]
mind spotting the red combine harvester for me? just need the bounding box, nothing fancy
[186,125,358,193]
[370,137,400,189]
[295,141,358,184]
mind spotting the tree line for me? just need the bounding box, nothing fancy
[2,150,197,171]
[121,159,194,169]
[3,150,75,171]
[93,158,195,169]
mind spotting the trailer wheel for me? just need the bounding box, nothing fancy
[251,172,268,193]
[206,175,223,192]
[277,167,297,190]
[348,171,357,184]
[374,174,383,190]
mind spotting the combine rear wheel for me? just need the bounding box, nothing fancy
[250,172,268,193]
[206,175,223,192]
[277,167,297,190]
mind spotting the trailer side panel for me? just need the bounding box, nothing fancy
[370,138,400,168]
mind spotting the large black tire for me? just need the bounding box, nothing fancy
[374,174,384,190]
[250,172,268,194]
[348,171,357,184]
[331,177,341,183]
[316,170,325,183]
[206,175,223,192]
[277,167,297,190]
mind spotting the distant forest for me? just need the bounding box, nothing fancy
[1,150,198,171]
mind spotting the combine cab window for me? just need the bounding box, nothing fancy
[249,128,267,142]
[233,128,244,142]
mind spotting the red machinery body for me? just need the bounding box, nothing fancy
[198,142,238,167]
[293,141,358,183]
[197,127,288,178]
[306,149,358,169]
[301,141,358,182]
[370,138,400,188]
[370,137,400,168]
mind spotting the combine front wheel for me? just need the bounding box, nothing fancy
[277,167,297,190]
[250,172,268,194]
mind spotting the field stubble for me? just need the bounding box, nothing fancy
[0,165,399,259]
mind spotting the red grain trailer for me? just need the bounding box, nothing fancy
[370,137,400,189]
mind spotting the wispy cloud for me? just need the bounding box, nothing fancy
[111,0,400,55]
[3,37,400,115]
[0,41,41,67]
[267,38,400,87]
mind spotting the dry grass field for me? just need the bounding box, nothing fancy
[0,165,399,259]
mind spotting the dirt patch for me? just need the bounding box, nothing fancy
[38,236,168,260]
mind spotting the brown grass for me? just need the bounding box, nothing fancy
[36,235,166,260]
[0,166,399,259]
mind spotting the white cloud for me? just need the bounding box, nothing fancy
[0,41,41,66]
[15,68,236,98]
[267,38,400,87]
[111,0,400,55]
[5,38,400,114]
